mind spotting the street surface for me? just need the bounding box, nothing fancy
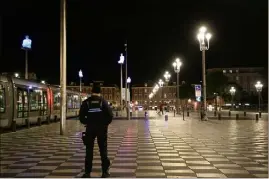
[0,111,268,178]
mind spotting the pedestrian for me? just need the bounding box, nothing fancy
[79,82,113,178]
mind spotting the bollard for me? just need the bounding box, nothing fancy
[187,111,189,117]
[174,110,175,117]
[228,111,231,117]
[12,120,16,132]
[244,111,246,117]
[255,114,259,121]
[165,114,168,121]
[54,116,57,122]
[214,111,217,117]
[145,111,148,117]
[130,112,132,118]
[116,111,118,117]
[25,118,30,128]
[200,111,203,120]
[37,118,41,126]
[236,114,239,120]
[218,113,221,120]
[259,112,261,118]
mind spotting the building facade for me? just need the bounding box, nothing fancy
[207,67,265,93]
[67,81,120,106]
[131,83,177,108]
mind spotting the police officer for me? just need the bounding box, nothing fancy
[79,82,113,178]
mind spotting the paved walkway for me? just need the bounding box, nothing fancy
[0,113,268,178]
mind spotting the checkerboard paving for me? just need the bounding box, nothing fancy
[0,112,268,178]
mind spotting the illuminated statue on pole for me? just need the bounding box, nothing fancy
[22,35,32,50]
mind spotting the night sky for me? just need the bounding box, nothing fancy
[2,0,268,86]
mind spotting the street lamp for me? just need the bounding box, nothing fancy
[164,71,171,83]
[79,69,83,105]
[229,86,236,110]
[158,79,164,101]
[41,80,46,84]
[126,77,131,120]
[197,26,212,121]
[173,58,182,114]
[14,73,20,78]
[118,53,125,110]
[255,81,263,113]
[127,77,131,98]
[21,35,32,80]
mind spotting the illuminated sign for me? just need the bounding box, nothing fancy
[22,35,32,49]
[196,96,201,102]
[195,85,201,97]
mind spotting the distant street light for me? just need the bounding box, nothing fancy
[163,71,171,83]
[21,35,32,80]
[229,86,236,110]
[255,81,263,113]
[126,76,131,120]
[197,26,212,121]
[79,69,83,105]
[158,79,164,101]
[118,53,125,110]
[173,58,182,114]
[41,80,46,84]
[14,73,20,78]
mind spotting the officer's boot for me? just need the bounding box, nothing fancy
[81,173,91,178]
[101,160,110,178]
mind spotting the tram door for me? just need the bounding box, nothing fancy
[17,88,29,118]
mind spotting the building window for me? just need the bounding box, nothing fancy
[145,89,147,93]
[0,87,5,113]
[109,94,112,100]
[223,70,226,73]
[236,76,239,81]
[104,94,108,100]
[229,70,232,73]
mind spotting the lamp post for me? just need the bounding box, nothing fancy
[79,69,83,105]
[255,81,263,113]
[173,58,182,114]
[127,77,131,120]
[21,35,32,80]
[229,87,236,110]
[60,0,67,135]
[163,71,171,105]
[118,53,125,111]
[197,26,212,121]
[158,79,164,101]
[125,42,128,119]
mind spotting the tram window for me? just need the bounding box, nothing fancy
[67,95,73,109]
[29,90,39,111]
[43,92,47,110]
[73,95,80,108]
[53,92,60,110]
[0,88,5,113]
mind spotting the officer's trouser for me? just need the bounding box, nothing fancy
[84,126,110,174]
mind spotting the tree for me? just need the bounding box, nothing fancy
[207,71,229,98]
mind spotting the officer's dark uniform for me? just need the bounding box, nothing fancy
[79,83,113,178]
